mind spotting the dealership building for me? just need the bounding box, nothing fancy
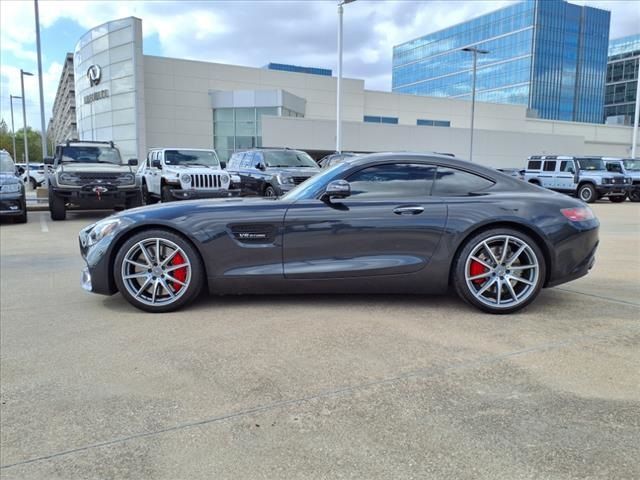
[66,16,638,166]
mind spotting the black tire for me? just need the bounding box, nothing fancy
[49,193,66,221]
[629,190,640,202]
[15,209,27,224]
[264,185,277,197]
[453,228,546,314]
[161,185,173,202]
[29,177,37,190]
[577,183,596,203]
[113,229,204,313]
[142,182,157,204]
[608,195,626,203]
[126,191,143,209]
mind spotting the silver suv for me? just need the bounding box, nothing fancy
[524,155,631,203]
[604,158,640,202]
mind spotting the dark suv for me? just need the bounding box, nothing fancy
[226,148,320,197]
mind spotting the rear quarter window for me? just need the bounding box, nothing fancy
[432,167,495,196]
[528,160,541,170]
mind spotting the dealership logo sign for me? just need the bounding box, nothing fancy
[84,89,109,104]
[87,64,102,86]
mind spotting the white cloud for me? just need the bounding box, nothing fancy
[1,0,638,130]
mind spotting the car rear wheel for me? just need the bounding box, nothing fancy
[114,230,204,313]
[578,184,596,203]
[161,185,173,202]
[142,182,157,205]
[264,185,277,197]
[453,229,546,314]
[609,195,626,203]
[29,177,37,190]
[629,190,640,202]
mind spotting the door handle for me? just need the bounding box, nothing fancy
[393,206,424,215]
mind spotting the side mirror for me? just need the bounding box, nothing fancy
[43,156,54,165]
[151,159,162,169]
[256,162,266,171]
[323,180,351,200]
[128,158,138,166]
[220,161,227,169]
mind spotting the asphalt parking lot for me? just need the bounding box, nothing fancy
[1,202,639,479]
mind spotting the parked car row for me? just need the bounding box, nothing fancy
[524,155,636,203]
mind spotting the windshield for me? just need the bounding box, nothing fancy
[622,159,640,171]
[0,154,15,173]
[62,146,122,164]
[165,150,220,167]
[577,158,605,171]
[264,150,317,168]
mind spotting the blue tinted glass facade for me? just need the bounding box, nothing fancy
[604,35,640,123]
[392,0,610,124]
[266,63,332,76]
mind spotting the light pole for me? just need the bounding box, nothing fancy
[336,0,356,154]
[9,94,22,160]
[462,46,489,162]
[631,59,640,159]
[34,0,48,158]
[20,69,34,189]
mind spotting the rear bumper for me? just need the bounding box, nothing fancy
[546,222,599,288]
[169,188,240,200]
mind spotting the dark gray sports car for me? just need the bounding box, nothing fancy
[79,152,599,314]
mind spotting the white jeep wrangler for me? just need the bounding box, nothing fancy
[139,148,240,203]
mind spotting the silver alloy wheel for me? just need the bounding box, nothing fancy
[464,235,539,309]
[120,237,192,307]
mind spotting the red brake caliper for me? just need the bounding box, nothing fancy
[469,260,487,285]
[170,253,187,291]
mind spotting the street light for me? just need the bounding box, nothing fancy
[9,94,22,160]
[632,59,640,159]
[336,0,356,154]
[20,69,34,189]
[462,46,489,162]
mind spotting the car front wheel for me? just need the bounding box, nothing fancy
[578,184,596,203]
[453,229,546,314]
[264,185,277,197]
[114,230,204,313]
[629,189,640,202]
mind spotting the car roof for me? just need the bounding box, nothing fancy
[149,147,216,151]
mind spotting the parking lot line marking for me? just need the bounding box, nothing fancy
[555,287,640,308]
[1,323,638,471]
[39,213,49,233]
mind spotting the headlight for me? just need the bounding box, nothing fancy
[221,173,229,183]
[625,177,632,184]
[85,218,121,247]
[181,174,191,183]
[276,174,295,184]
[58,172,80,185]
[119,173,135,185]
[2,183,21,193]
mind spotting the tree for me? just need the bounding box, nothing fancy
[0,121,44,163]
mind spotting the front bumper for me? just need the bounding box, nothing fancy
[0,194,26,216]
[596,184,630,196]
[169,188,240,200]
[53,185,140,207]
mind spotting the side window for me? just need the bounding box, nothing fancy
[606,163,622,173]
[146,152,151,167]
[543,161,557,172]
[560,161,575,173]
[346,163,436,199]
[528,160,541,170]
[432,167,494,196]
[240,152,254,169]
[253,152,264,167]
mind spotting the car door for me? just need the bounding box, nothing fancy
[282,162,447,279]
[540,160,557,189]
[148,151,162,194]
[556,160,576,191]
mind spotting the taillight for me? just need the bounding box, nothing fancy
[561,207,595,222]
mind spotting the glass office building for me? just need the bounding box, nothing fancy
[604,34,640,124]
[392,0,610,123]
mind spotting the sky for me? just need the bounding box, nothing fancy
[1,0,639,134]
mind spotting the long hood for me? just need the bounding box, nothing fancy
[580,171,624,179]
[164,166,226,175]
[60,164,132,173]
